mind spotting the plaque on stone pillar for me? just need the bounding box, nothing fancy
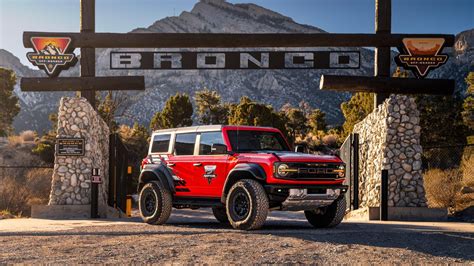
[56,138,85,156]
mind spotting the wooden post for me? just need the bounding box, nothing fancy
[80,0,96,109]
[374,0,392,108]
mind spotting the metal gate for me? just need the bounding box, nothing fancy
[340,133,359,210]
[108,133,131,213]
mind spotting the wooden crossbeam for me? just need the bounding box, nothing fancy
[319,75,455,95]
[20,76,145,92]
[23,32,455,49]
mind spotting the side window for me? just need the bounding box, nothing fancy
[199,131,226,155]
[174,133,197,155]
[151,134,171,153]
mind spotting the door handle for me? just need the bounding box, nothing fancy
[167,163,175,167]
[193,163,202,167]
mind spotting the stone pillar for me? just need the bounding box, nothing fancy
[353,95,427,208]
[49,97,110,217]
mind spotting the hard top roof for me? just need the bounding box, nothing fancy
[152,125,278,134]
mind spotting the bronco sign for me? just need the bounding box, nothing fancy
[110,51,360,70]
[396,38,448,78]
[26,37,77,77]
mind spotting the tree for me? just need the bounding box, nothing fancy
[228,96,288,139]
[96,91,129,132]
[462,72,474,131]
[283,107,307,141]
[308,109,327,133]
[150,93,193,130]
[416,94,467,146]
[149,111,165,131]
[340,92,374,136]
[0,68,20,136]
[194,89,228,125]
[32,114,58,164]
[118,123,150,180]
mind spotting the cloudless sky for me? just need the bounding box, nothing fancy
[1,0,472,66]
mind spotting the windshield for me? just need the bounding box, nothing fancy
[227,130,290,152]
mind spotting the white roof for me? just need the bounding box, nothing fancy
[152,125,223,134]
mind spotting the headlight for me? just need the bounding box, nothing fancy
[276,163,298,177]
[334,164,345,177]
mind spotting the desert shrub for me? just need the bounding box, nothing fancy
[0,168,52,216]
[461,148,474,187]
[7,135,24,147]
[20,130,37,142]
[26,168,52,205]
[0,177,30,215]
[423,168,462,210]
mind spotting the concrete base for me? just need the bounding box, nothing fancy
[346,207,448,221]
[31,205,91,219]
[31,205,126,219]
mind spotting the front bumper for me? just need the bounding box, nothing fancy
[264,185,348,211]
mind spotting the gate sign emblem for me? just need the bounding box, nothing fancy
[396,38,448,78]
[26,37,77,77]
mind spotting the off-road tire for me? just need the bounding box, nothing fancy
[226,179,269,230]
[139,181,172,225]
[212,206,229,223]
[305,197,346,228]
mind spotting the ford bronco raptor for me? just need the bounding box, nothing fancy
[138,125,347,230]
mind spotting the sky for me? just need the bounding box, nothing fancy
[1,0,473,66]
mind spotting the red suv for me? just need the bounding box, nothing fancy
[139,125,347,230]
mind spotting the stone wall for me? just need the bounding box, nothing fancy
[49,97,110,216]
[353,95,427,208]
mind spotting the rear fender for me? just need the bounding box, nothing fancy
[138,163,175,194]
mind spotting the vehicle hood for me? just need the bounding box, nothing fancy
[238,151,343,164]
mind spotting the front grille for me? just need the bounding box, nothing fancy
[276,162,342,180]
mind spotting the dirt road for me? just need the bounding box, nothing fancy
[1,209,473,264]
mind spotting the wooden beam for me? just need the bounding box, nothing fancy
[23,32,455,49]
[319,75,455,95]
[80,0,96,108]
[20,76,145,92]
[374,0,392,106]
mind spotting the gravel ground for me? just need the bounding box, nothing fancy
[1,209,473,264]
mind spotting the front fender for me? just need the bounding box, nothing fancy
[221,163,267,203]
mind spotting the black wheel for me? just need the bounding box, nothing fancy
[139,181,172,225]
[212,206,229,223]
[226,179,268,230]
[304,197,346,228]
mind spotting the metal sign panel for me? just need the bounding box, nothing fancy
[109,51,360,70]
[56,138,85,156]
[395,38,448,79]
[26,37,78,77]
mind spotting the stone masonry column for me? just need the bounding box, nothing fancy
[353,95,427,208]
[48,97,110,217]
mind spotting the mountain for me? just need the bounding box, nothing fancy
[1,0,473,134]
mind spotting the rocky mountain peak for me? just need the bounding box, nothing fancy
[133,0,324,33]
[455,29,474,54]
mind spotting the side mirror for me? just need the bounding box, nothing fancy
[211,143,228,155]
[295,145,305,153]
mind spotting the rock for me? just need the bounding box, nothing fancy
[70,174,77,187]
[80,182,90,189]
[58,166,68,173]
[413,161,422,171]
[403,173,413,180]
[402,163,412,172]
[404,185,416,192]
